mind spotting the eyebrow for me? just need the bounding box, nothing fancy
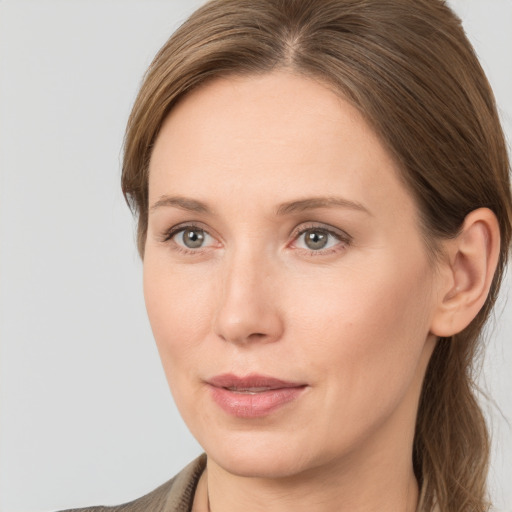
[149,195,370,216]
[276,197,370,216]
[150,196,211,213]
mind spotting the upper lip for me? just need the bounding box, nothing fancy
[207,373,305,391]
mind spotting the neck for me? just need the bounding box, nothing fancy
[202,434,419,512]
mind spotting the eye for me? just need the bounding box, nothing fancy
[166,225,216,251]
[292,225,350,254]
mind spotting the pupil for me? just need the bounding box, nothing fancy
[305,230,328,250]
[183,229,205,248]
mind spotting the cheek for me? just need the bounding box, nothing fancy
[287,254,434,406]
[143,257,216,371]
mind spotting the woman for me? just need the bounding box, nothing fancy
[63,0,511,511]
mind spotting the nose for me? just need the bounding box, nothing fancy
[213,249,284,345]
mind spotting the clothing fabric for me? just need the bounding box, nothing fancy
[59,454,206,512]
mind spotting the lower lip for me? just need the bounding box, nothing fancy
[208,385,306,418]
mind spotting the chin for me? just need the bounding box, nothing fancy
[201,429,327,479]
[213,450,309,479]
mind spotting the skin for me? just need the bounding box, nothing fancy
[143,71,497,512]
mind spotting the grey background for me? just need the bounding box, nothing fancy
[0,1,510,511]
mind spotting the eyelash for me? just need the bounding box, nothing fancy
[162,222,352,256]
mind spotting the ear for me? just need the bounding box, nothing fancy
[430,208,501,337]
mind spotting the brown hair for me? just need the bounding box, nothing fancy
[122,1,512,510]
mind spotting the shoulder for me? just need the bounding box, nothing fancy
[57,454,206,512]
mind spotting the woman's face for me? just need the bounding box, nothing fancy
[144,71,441,479]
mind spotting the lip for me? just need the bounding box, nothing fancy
[206,373,307,418]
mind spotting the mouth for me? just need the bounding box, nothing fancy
[224,387,280,394]
[206,373,307,418]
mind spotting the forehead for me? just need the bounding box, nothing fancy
[152,71,372,172]
[148,71,415,222]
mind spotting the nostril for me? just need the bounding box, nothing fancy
[248,332,267,340]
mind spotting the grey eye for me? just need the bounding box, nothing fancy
[181,228,206,248]
[303,229,329,250]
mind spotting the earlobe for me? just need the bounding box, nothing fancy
[430,208,500,338]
